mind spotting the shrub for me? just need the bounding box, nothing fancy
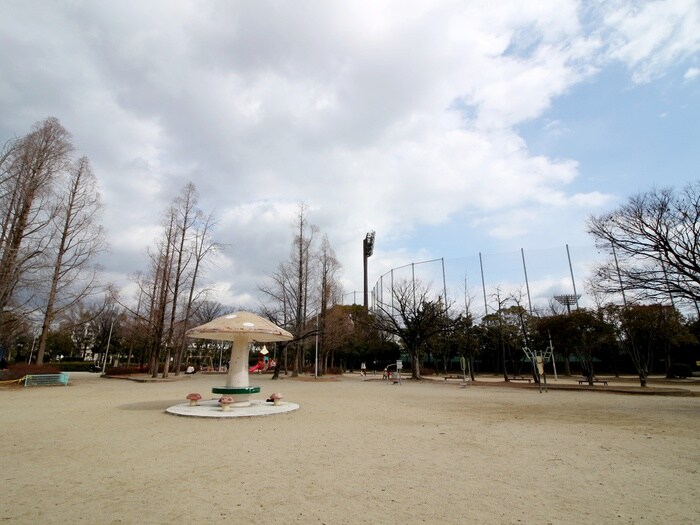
[55,361,96,372]
[104,365,147,376]
[667,363,693,379]
[0,364,61,381]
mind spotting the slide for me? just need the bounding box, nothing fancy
[249,363,264,373]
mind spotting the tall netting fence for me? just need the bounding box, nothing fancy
[367,244,614,319]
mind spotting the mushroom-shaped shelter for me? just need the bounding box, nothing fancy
[185,312,293,407]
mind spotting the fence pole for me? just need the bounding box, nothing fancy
[612,242,628,308]
[521,248,533,316]
[441,258,447,312]
[391,269,395,317]
[479,252,488,316]
[412,263,416,306]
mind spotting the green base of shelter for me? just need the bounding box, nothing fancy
[212,386,261,395]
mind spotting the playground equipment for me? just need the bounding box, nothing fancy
[522,335,555,393]
[383,360,403,384]
[187,354,216,371]
[185,312,293,407]
[249,362,264,373]
[459,356,470,385]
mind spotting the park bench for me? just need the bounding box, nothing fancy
[24,372,69,387]
[578,378,608,386]
[509,376,532,383]
[444,375,465,381]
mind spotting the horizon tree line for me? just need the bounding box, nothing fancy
[2,120,697,387]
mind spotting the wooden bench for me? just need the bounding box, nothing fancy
[578,378,608,386]
[444,375,465,381]
[24,373,69,387]
[509,377,532,383]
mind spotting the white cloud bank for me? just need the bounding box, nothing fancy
[0,0,697,308]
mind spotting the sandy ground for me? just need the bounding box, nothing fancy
[2,372,699,524]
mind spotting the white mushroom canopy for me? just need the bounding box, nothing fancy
[185,311,293,343]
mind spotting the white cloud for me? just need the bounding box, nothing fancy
[0,0,696,308]
[600,0,700,83]
[685,67,700,80]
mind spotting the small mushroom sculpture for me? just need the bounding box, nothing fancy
[219,395,234,411]
[186,393,202,407]
[268,392,283,406]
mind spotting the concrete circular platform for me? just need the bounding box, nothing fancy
[166,398,300,418]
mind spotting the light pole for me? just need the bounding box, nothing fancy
[27,335,38,364]
[554,294,580,315]
[314,314,319,379]
[101,317,115,374]
[363,231,375,309]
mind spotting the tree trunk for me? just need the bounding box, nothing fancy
[663,344,672,379]
[163,345,172,377]
[639,369,648,387]
[410,348,421,379]
[148,341,159,378]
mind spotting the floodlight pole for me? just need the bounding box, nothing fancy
[554,294,580,315]
[363,231,375,309]
[566,244,580,310]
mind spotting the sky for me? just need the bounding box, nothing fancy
[1,0,698,314]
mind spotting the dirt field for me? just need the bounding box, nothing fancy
[2,372,699,524]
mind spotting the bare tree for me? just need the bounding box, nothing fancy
[373,279,450,379]
[192,299,229,325]
[259,263,295,376]
[260,203,318,377]
[92,297,122,370]
[509,289,538,380]
[316,234,342,374]
[123,286,147,369]
[488,287,511,381]
[588,183,700,305]
[34,157,106,364]
[173,209,220,375]
[145,208,176,377]
[294,204,318,374]
[134,183,219,377]
[162,184,198,378]
[186,299,231,371]
[0,118,73,340]
[453,278,479,380]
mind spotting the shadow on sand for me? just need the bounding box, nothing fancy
[118,399,184,411]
